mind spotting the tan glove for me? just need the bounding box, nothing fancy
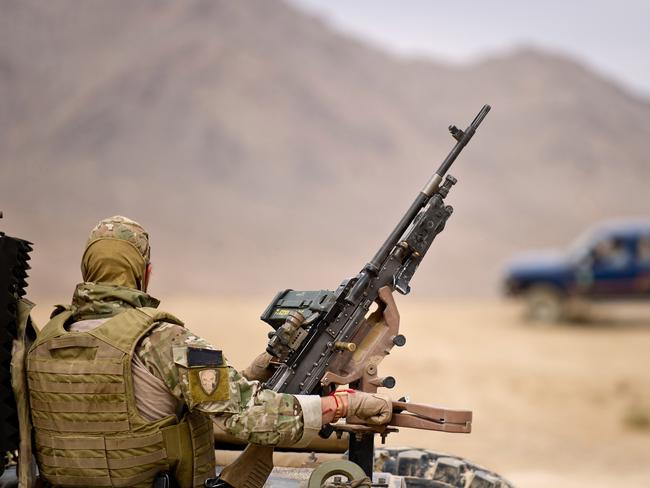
[347,391,392,425]
[241,352,275,382]
[329,390,392,425]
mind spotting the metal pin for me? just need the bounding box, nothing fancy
[334,341,357,352]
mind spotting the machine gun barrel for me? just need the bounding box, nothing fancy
[363,104,490,281]
[425,103,491,195]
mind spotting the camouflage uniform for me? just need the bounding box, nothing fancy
[76,216,321,446]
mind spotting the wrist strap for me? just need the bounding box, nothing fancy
[330,390,352,422]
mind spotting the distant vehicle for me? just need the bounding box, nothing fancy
[503,220,650,321]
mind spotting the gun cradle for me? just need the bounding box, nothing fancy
[321,286,401,393]
[318,287,472,435]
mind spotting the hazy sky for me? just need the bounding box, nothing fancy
[289,0,650,98]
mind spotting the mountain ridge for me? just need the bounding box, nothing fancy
[2,0,649,301]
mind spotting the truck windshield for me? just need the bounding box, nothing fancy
[566,228,598,263]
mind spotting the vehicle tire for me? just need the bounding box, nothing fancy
[374,448,515,488]
[524,285,564,323]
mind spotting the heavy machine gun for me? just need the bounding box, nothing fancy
[218,105,491,488]
[262,106,490,392]
[263,105,490,395]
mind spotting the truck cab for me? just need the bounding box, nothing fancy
[504,220,650,321]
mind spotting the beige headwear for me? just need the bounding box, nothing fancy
[81,216,151,291]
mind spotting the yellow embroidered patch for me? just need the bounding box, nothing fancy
[188,366,230,402]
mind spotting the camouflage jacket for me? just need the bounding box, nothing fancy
[64,283,322,446]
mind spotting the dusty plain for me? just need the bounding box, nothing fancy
[31,298,650,488]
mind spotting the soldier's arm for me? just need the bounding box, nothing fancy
[136,323,324,446]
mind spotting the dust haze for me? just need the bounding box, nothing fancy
[3,0,650,301]
[4,1,650,487]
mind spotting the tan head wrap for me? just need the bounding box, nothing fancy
[81,216,151,290]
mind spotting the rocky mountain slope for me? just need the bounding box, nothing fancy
[2,0,649,301]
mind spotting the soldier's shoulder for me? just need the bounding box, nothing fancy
[137,321,215,359]
[136,322,184,359]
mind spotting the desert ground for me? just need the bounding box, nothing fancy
[31,297,650,488]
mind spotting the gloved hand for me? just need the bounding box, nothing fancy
[266,310,308,360]
[346,390,392,425]
[244,310,310,381]
[241,351,275,382]
[325,390,392,425]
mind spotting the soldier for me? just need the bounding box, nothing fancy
[25,216,393,488]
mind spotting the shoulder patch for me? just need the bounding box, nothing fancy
[187,347,224,368]
[173,347,226,368]
[173,347,230,403]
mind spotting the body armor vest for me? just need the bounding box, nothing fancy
[27,307,215,488]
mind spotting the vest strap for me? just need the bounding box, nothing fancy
[28,379,125,394]
[30,310,74,349]
[105,431,164,450]
[35,430,167,451]
[47,335,97,350]
[45,474,112,486]
[33,417,129,432]
[35,431,106,450]
[38,453,108,469]
[89,307,183,354]
[107,448,167,469]
[31,398,127,413]
[29,359,123,374]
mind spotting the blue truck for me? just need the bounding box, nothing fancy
[503,220,650,321]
